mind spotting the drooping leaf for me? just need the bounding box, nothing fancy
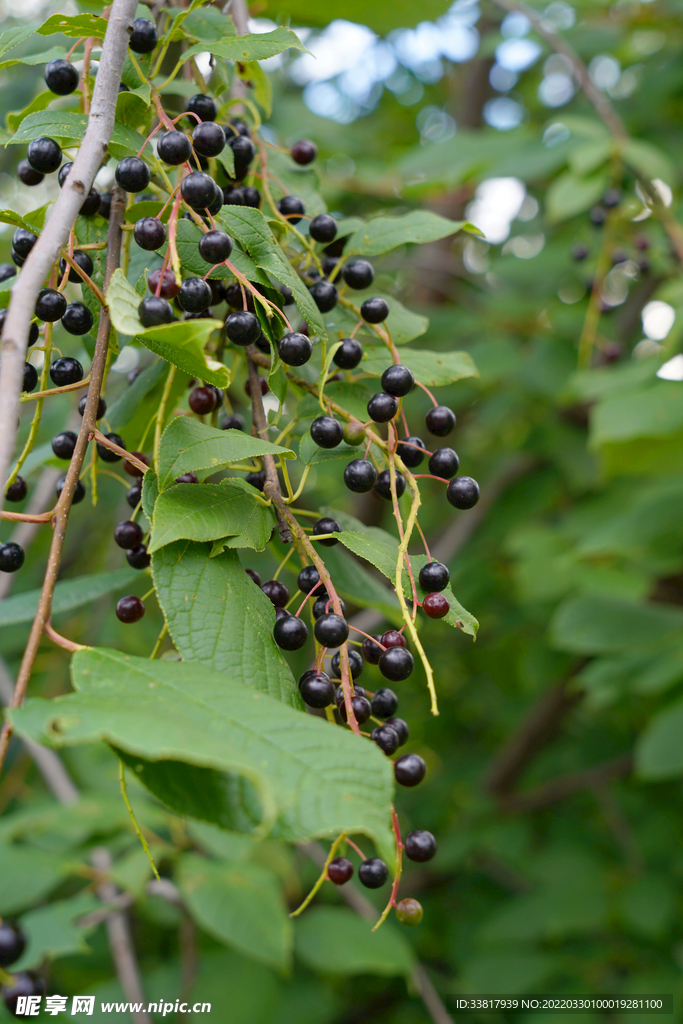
[152,541,301,707]
[361,346,478,386]
[106,268,144,336]
[0,208,44,235]
[156,417,294,490]
[133,319,228,389]
[150,480,275,553]
[320,544,400,620]
[177,854,292,970]
[294,907,414,976]
[0,568,141,628]
[183,27,307,63]
[355,294,429,346]
[9,648,396,865]
[13,892,98,970]
[346,211,480,256]
[37,13,108,37]
[0,46,67,72]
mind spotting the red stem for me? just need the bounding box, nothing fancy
[414,379,439,407]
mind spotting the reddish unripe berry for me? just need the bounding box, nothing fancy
[381,629,406,649]
[148,268,181,299]
[422,592,450,618]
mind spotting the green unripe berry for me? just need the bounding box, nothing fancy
[395,898,423,926]
[343,420,365,446]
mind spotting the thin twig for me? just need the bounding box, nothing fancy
[245,349,292,543]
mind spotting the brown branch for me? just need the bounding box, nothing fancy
[0,187,127,776]
[245,348,292,543]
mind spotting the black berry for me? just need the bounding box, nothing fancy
[394,753,426,787]
[78,394,106,419]
[157,131,192,165]
[274,615,308,650]
[291,139,317,165]
[335,684,365,706]
[178,277,212,313]
[333,337,363,370]
[116,595,145,623]
[134,217,166,251]
[6,477,27,502]
[18,159,43,186]
[277,195,305,224]
[27,136,61,174]
[139,296,174,327]
[309,280,337,312]
[358,857,388,889]
[0,264,16,282]
[3,973,45,1016]
[362,635,383,664]
[372,724,400,755]
[187,94,216,121]
[382,630,406,649]
[344,459,376,493]
[379,646,414,681]
[327,856,353,884]
[59,249,94,283]
[115,157,150,193]
[126,544,151,569]
[279,331,312,366]
[44,57,79,94]
[0,922,25,967]
[381,364,414,397]
[52,430,77,459]
[36,288,67,322]
[22,363,37,393]
[56,476,85,504]
[226,310,261,346]
[50,356,83,386]
[429,447,459,478]
[129,17,157,53]
[361,297,389,323]
[342,259,374,290]
[62,303,94,336]
[300,673,335,708]
[396,436,426,468]
[115,521,143,549]
[446,476,480,510]
[404,830,436,862]
[0,542,25,572]
[297,566,320,594]
[189,386,216,415]
[245,568,261,586]
[198,230,233,264]
[58,162,72,187]
[221,413,244,430]
[241,185,261,208]
[80,188,101,217]
[367,392,398,423]
[192,121,225,157]
[338,694,372,724]
[386,716,409,746]
[375,469,405,500]
[228,134,256,179]
[176,472,198,484]
[331,649,363,679]
[261,580,289,607]
[181,171,216,210]
[314,613,348,647]
[418,561,449,591]
[311,415,343,449]
[246,470,266,490]
[12,228,37,258]
[313,595,345,619]
[371,687,398,719]
[126,483,142,508]
[426,405,456,437]
[312,516,341,548]
[97,432,126,463]
[310,214,337,243]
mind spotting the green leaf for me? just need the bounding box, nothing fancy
[361,346,478,387]
[0,844,66,915]
[178,854,291,970]
[567,138,612,177]
[346,211,478,257]
[141,469,159,521]
[622,139,674,185]
[298,382,373,423]
[152,541,301,707]
[106,360,168,432]
[6,91,54,133]
[106,267,144,335]
[636,697,683,780]
[175,4,235,42]
[0,25,36,59]
[150,480,275,553]
[240,61,273,117]
[0,568,141,627]
[9,648,396,864]
[298,432,359,466]
[14,892,98,970]
[9,112,143,160]
[259,0,450,34]
[157,417,294,490]
[550,595,683,654]
[133,319,229,388]
[37,12,108,37]
[294,907,413,976]
[0,208,44,235]
[320,544,400,621]
[183,26,307,63]
[0,46,67,72]
[361,294,428,346]
[545,171,610,224]
[219,206,327,340]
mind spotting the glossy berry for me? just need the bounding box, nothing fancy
[300,673,335,708]
[343,421,365,446]
[382,630,406,649]
[386,716,409,746]
[22,363,37,393]
[311,416,343,449]
[242,186,261,208]
[342,259,374,290]
[97,432,125,463]
[309,280,337,312]
[334,337,363,370]
[312,517,341,548]
[134,217,166,251]
[99,193,112,219]
[80,188,101,216]
[297,566,320,594]
[18,159,43,186]
[78,394,106,419]
[0,264,15,282]
[175,472,198,484]
[261,580,289,608]
[12,228,36,258]
[50,356,83,386]
[426,405,456,436]
[187,94,216,121]
[379,646,414,681]
[423,592,450,618]
[373,723,401,755]
[274,614,308,650]
[126,545,151,570]
[115,521,143,550]
[59,249,94,283]
[418,561,449,592]
[27,136,61,173]
[116,595,145,623]
[56,476,85,504]
[395,753,426,787]
[245,568,261,586]
[130,17,157,53]
[176,277,211,313]
[279,331,312,366]
[344,459,376,493]
[181,172,216,210]
[115,157,150,193]
[396,436,426,468]
[6,476,27,502]
[228,134,256,179]
[327,856,353,884]
[0,922,25,967]
[221,414,244,431]
[447,476,480,510]
[62,303,94,336]
[36,288,66,322]
[45,57,79,95]
[192,121,225,156]
[314,612,348,647]
[0,542,24,573]
[309,214,337,243]
[226,311,261,346]
[381,364,414,397]
[58,162,73,187]
[404,830,437,863]
[361,297,389,323]
[396,898,423,926]
[126,483,142,508]
[338,694,372,725]
[375,469,405,500]
[189,386,216,415]
[157,131,192,165]
[291,139,317,165]
[367,392,398,424]
[429,447,459,478]
[277,195,305,223]
[371,687,398,719]
[11,248,24,268]
[139,296,174,327]
[359,857,388,889]
[362,635,383,664]
[3,973,46,1016]
[334,683,365,706]
[313,595,345,619]
[52,430,77,459]
[331,648,363,679]
[198,230,233,264]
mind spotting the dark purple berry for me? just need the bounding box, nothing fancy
[126,544,151,569]
[358,857,388,889]
[429,448,459,478]
[396,436,426,468]
[261,580,289,608]
[129,17,157,53]
[274,615,308,650]
[342,259,374,290]
[198,230,233,264]
[27,136,61,174]
[371,687,398,719]
[309,280,337,312]
[291,139,317,165]
[139,296,174,327]
[116,595,145,623]
[62,303,93,336]
[404,830,437,862]
[192,121,225,157]
[394,753,426,787]
[158,131,192,165]
[115,157,151,193]
[312,516,341,548]
[446,476,480,510]
[134,217,166,251]
[379,646,414,681]
[333,337,363,369]
[52,430,77,459]
[50,356,83,386]
[361,297,389,323]
[300,673,335,708]
[344,459,376,493]
[277,195,305,224]
[372,724,400,755]
[425,405,456,437]
[187,94,216,122]
[314,612,348,647]
[374,469,405,500]
[311,415,342,449]
[36,288,67,322]
[367,393,398,424]
[279,331,312,366]
[309,214,337,243]
[418,561,449,591]
[327,856,353,884]
[5,476,27,502]
[226,310,261,346]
